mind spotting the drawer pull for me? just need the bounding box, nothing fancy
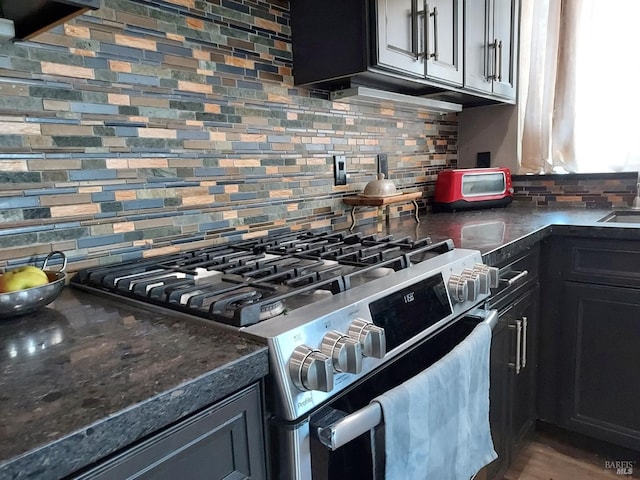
[500,269,529,287]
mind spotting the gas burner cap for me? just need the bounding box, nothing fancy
[259,300,286,320]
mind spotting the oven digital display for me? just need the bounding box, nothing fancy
[369,273,452,351]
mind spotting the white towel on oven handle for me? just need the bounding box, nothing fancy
[372,321,497,480]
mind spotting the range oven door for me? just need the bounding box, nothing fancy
[307,308,498,480]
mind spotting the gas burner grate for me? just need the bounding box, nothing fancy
[71,231,456,327]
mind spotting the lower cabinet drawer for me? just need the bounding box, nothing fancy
[563,238,640,287]
[74,384,266,480]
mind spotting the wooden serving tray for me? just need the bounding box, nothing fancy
[342,191,422,206]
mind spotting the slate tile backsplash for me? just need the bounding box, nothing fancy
[512,172,638,209]
[0,0,458,270]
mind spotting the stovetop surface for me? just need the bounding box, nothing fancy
[71,230,454,327]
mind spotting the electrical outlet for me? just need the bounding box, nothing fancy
[477,152,491,168]
[334,155,347,185]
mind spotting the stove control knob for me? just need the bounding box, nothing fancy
[348,319,386,359]
[289,345,334,392]
[447,274,468,303]
[472,269,491,295]
[461,268,481,302]
[321,331,363,374]
[473,264,500,289]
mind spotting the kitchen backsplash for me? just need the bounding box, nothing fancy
[0,0,458,271]
[512,172,638,208]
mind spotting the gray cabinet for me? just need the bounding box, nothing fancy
[374,0,464,85]
[426,0,464,85]
[376,0,424,77]
[75,384,266,480]
[291,0,519,104]
[291,0,463,93]
[464,0,519,101]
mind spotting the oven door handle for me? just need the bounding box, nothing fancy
[313,403,383,451]
[312,310,498,451]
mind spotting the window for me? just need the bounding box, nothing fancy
[519,0,640,174]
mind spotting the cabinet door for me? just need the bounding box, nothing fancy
[376,0,425,77]
[464,0,518,99]
[77,384,266,480]
[560,282,640,451]
[425,0,463,85]
[509,287,538,452]
[491,0,519,99]
[464,0,492,94]
[485,309,512,480]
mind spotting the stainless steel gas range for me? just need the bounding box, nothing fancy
[71,230,499,480]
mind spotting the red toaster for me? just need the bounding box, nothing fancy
[433,167,514,211]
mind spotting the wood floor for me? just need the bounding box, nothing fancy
[503,428,640,480]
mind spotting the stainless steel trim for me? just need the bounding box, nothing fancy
[521,315,528,369]
[278,420,313,480]
[314,310,498,451]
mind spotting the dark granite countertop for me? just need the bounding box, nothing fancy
[3,204,639,480]
[357,205,640,264]
[0,288,268,480]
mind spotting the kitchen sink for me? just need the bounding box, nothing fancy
[597,210,640,223]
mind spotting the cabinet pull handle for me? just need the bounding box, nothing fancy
[421,0,429,59]
[430,6,439,60]
[509,320,522,375]
[497,40,503,81]
[521,316,528,369]
[489,39,499,80]
[411,0,419,59]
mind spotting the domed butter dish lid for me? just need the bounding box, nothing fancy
[361,173,400,197]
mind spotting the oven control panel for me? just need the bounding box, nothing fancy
[243,248,497,421]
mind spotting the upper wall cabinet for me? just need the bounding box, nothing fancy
[291,0,520,106]
[291,0,462,96]
[0,0,100,41]
[464,0,519,101]
[376,0,463,86]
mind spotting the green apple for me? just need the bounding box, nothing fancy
[0,267,49,293]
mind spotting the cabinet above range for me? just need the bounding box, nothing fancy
[290,0,519,106]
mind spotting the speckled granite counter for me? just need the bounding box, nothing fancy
[357,205,640,264]
[0,288,268,480]
[3,205,639,480]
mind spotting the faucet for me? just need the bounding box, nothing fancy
[633,172,640,210]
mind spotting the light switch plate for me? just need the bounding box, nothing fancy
[334,155,347,185]
[377,153,388,178]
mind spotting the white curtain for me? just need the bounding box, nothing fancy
[518,0,640,174]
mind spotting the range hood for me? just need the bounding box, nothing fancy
[0,0,100,41]
[329,87,463,114]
